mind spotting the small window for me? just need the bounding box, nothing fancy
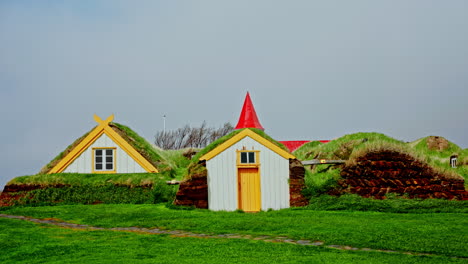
[450,157,457,168]
[240,151,256,164]
[94,148,115,172]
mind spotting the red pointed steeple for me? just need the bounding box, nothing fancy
[235,92,264,130]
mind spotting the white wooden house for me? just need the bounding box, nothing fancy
[200,129,295,212]
[44,115,158,174]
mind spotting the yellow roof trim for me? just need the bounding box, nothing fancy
[200,129,295,161]
[48,114,158,173]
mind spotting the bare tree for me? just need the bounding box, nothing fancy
[155,122,233,150]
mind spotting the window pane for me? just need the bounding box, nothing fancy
[96,157,102,163]
[248,152,255,163]
[240,152,247,163]
[95,149,102,156]
[106,157,113,163]
[106,164,113,170]
[96,164,103,170]
[106,149,113,156]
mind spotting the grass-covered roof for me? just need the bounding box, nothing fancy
[8,172,171,188]
[293,132,403,161]
[38,129,93,174]
[39,122,166,174]
[109,122,166,170]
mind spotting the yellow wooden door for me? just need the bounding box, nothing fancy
[238,168,261,212]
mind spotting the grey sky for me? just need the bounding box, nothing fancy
[1,1,467,189]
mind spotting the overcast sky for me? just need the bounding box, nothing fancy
[1,1,467,189]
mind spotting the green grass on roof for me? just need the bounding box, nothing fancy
[410,136,462,155]
[8,172,173,188]
[409,136,466,182]
[293,141,324,160]
[110,123,166,170]
[153,148,192,180]
[293,132,403,161]
[38,129,94,174]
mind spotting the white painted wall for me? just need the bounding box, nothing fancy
[206,136,290,211]
[63,133,146,173]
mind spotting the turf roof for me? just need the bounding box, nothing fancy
[38,130,93,174]
[39,122,165,174]
[293,132,403,161]
[109,122,165,170]
[293,132,467,184]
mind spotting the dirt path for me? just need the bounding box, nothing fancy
[0,213,460,259]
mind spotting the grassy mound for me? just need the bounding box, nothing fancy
[409,136,467,181]
[292,141,324,160]
[294,132,404,160]
[152,148,193,180]
[349,141,462,181]
[297,133,405,197]
[297,133,467,198]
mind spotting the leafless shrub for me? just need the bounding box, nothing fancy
[155,122,233,150]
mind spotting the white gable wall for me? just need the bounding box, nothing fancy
[63,133,146,173]
[206,136,290,211]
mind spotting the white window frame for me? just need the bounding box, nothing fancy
[93,148,116,173]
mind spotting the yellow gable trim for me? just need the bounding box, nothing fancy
[101,125,158,173]
[200,129,295,161]
[48,114,158,173]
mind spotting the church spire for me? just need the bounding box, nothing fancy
[234,92,264,131]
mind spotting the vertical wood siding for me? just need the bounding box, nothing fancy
[63,134,146,173]
[206,136,290,211]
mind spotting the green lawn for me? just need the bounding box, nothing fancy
[0,217,464,264]
[2,204,466,259]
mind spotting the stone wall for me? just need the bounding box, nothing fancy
[339,150,467,200]
[173,171,208,209]
[289,159,309,207]
[0,184,70,206]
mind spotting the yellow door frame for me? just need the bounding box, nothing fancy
[237,150,261,212]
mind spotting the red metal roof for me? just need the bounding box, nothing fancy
[235,92,264,130]
[279,141,310,152]
[279,140,331,152]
